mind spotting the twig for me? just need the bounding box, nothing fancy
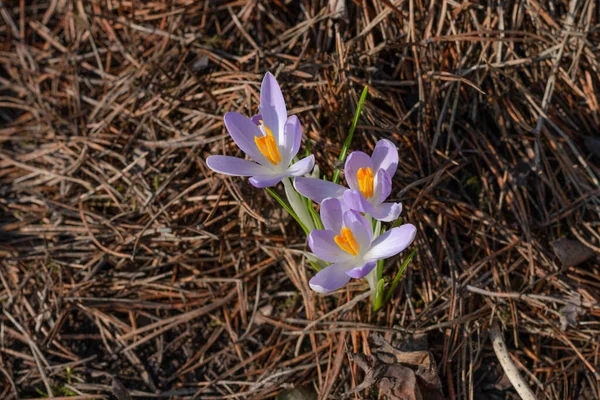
[490,322,536,400]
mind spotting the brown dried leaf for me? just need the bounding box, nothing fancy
[559,293,585,331]
[349,334,444,399]
[551,238,595,268]
[379,364,422,400]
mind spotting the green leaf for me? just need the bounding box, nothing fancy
[390,216,404,229]
[384,248,416,304]
[308,260,322,271]
[305,140,312,158]
[332,86,369,184]
[307,197,323,230]
[376,258,385,285]
[265,187,310,235]
[304,252,326,272]
[373,278,386,311]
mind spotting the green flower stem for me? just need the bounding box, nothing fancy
[375,222,384,279]
[364,214,382,308]
[365,265,378,299]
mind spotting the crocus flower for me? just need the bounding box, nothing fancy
[308,198,416,293]
[206,72,314,188]
[294,139,402,221]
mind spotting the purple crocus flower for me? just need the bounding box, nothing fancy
[308,198,416,293]
[294,139,402,221]
[206,72,314,188]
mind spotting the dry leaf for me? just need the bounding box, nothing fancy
[559,293,585,331]
[348,333,444,399]
[551,238,595,268]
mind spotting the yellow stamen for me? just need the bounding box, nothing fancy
[334,227,360,256]
[254,124,282,165]
[357,167,374,198]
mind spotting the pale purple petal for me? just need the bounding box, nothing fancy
[251,114,262,126]
[363,224,417,262]
[347,261,376,279]
[207,155,271,177]
[373,169,392,204]
[344,151,373,191]
[342,210,372,251]
[371,139,398,177]
[224,112,270,166]
[320,198,344,232]
[286,155,314,177]
[343,190,375,214]
[370,202,403,222]
[248,174,285,188]
[294,177,347,203]
[308,230,353,263]
[309,262,352,293]
[283,115,302,164]
[260,72,286,144]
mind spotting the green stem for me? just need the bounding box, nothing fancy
[366,268,378,301]
[365,214,383,310]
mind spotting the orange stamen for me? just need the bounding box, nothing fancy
[254,125,282,165]
[357,167,374,198]
[334,227,360,256]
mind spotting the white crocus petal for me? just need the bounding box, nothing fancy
[223,112,271,167]
[260,72,287,145]
[286,155,315,177]
[363,224,417,261]
[320,198,344,232]
[207,156,271,177]
[282,115,302,166]
[309,261,354,293]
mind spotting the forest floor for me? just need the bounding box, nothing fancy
[1,1,600,399]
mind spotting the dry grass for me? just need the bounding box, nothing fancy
[1,0,600,399]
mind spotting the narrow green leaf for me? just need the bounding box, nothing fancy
[265,187,310,235]
[305,140,312,158]
[308,260,322,272]
[373,278,386,311]
[376,258,385,285]
[333,86,369,184]
[384,248,416,304]
[307,197,323,230]
[390,216,404,229]
[304,253,326,272]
